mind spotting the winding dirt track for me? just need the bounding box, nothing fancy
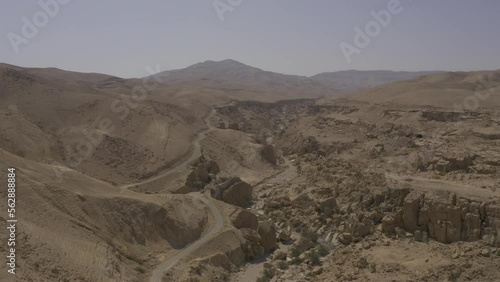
[134,107,224,282]
[113,106,222,282]
[120,108,216,190]
[149,194,223,282]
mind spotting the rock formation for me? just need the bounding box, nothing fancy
[258,220,278,252]
[261,144,277,165]
[210,177,253,207]
[379,189,499,246]
[178,155,220,193]
[230,207,258,230]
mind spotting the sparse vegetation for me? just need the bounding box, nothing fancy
[277,260,288,270]
[134,266,146,274]
[257,267,276,282]
[317,244,329,257]
[307,250,321,266]
[304,230,318,243]
[291,246,301,258]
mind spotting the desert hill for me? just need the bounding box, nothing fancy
[0,62,295,281]
[153,59,340,101]
[1,62,500,282]
[0,63,214,184]
[310,70,438,93]
[347,70,500,108]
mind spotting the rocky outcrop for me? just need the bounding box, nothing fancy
[473,128,500,140]
[189,230,247,273]
[210,177,253,207]
[241,229,265,259]
[428,151,475,173]
[84,197,208,250]
[382,189,499,246]
[217,121,226,129]
[179,155,220,193]
[228,122,240,130]
[402,191,423,232]
[184,225,274,280]
[298,136,319,155]
[421,111,462,122]
[338,214,374,239]
[285,135,320,156]
[261,144,277,165]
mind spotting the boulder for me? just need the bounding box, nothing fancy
[222,181,253,207]
[338,232,352,245]
[228,122,240,130]
[230,208,258,230]
[480,249,490,257]
[317,197,337,213]
[273,250,287,260]
[354,218,374,237]
[331,233,341,246]
[261,144,277,165]
[210,177,253,207]
[291,193,314,209]
[278,230,292,242]
[414,230,422,242]
[382,214,396,235]
[258,220,278,252]
[295,237,315,252]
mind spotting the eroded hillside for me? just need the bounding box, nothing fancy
[1,65,499,282]
[211,82,500,281]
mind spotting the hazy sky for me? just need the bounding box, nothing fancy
[1,0,499,78]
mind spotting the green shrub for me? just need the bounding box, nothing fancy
[277,260,288,270]
[304,230,318,243]
[291,246,301,258]
[257,267,275,282]
[308,250,321,266]
[317,244,329,257]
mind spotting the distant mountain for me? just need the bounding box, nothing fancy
[347,70,500,108]
[310,70,439,93]
[153,59,340,101]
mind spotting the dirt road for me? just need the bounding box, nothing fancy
[120,108,216,189]
[149,194,223,282]
[116,105,224,281]
[385,172,500,200]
